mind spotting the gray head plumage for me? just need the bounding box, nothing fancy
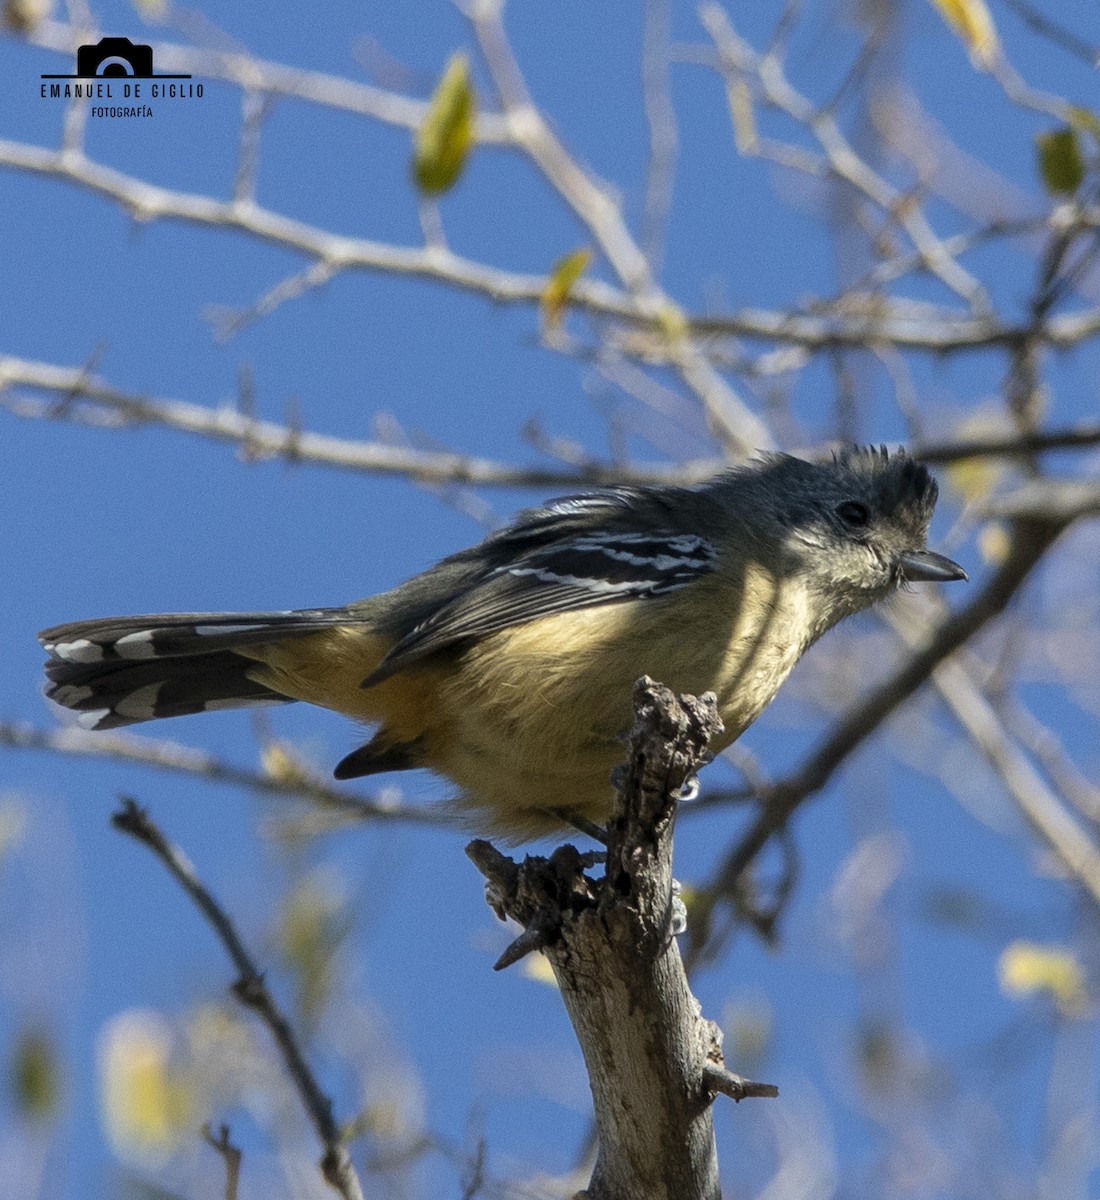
[721,445,965,629]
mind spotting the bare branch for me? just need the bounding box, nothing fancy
[929,655,1100,909]
[915,423,1100,463]
[999,699,1100,826]
[112,798,365,1200]
[469,0,773,455]
[6,138,1092,355]
[24,18,513,141]
[699,4,989,309]
[202,1123,243,1200]
[0,354,720,487]
[469,0,655,298]
[0,717,441,826]
[0,136,612,307]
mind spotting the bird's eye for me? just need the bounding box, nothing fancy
[836,500,870,528]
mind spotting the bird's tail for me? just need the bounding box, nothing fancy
[38,610,352,730]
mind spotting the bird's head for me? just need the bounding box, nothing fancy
[748,446,967,628]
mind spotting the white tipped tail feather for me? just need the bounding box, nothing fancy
[38,610,351,730]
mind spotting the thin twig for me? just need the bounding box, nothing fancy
[469,0,773,456]
[929,656,1100,909]
[996,0,1100,67]
[998,698,1100,826]
[0,717,440,826]
[914,423,1100,463]
[701,1063,779,1102]
[112,798,365,1200]
[640,0,679,272]
[202,1123,243,1200]
[699,4,989,310]
[0,354,719,487]
[23,18,513,142]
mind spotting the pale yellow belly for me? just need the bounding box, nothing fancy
[424,590,806,836]
[238,572,809,840]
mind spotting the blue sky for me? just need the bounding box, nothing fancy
[2,1,1099,1196]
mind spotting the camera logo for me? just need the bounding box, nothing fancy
[41,36,190,80]
[38,29,202,116]
[76,37,153,78]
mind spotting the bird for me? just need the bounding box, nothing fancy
[39,446,966,840]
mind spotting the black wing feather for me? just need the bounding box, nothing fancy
[365,522,718,685]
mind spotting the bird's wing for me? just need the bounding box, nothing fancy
[365,505,719,684]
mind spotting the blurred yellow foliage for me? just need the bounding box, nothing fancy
[541,248,592,329]
[999,940,1087,1016]
[413,52,476,195]
[99,1009,193,1165]
[977,521,1010,565]
[277,866,351,1024]
[929,0,999,70]
[260,738,313,786]
[723,995,773,1070]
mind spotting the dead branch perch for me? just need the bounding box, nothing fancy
[467,677,777,1200]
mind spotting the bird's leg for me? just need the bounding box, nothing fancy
[540,807,609,847]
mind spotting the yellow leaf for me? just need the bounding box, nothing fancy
[277,866,351,1024]
[999,940,1086,1015]
[929,0,999,70]
[1036,127,1086,196]
[943,413,1007,503]
[946,456,999,504]
[541,248,592,329]
[99,1010,192,1164]
[656,303,689,343]
[260,739,311,786]
[977,521,1010,565]
[413,52,476,196]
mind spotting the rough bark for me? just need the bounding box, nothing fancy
[467,677,776,1200]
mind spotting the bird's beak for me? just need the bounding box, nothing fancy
[898,550,968,583]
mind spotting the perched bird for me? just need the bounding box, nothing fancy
[40,447,965,839]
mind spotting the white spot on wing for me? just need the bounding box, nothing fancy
[53,638,103,663]
[506,567,642,594]
[114,630,158,658]
[76,709,112,729]
[50,684,94,706]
